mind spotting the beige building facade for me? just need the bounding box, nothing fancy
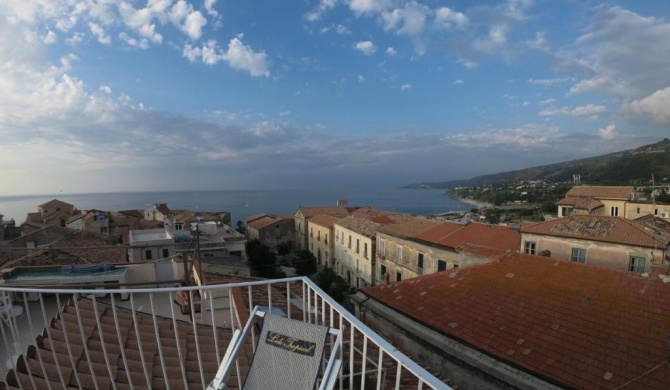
[520,215,670,274]
[333,218,380,288]
[307,214,339,268]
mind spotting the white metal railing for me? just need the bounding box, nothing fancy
[0,277,450,390]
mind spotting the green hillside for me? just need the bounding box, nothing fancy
[405,139,670,189]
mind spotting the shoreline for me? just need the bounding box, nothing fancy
[452,196,493,209]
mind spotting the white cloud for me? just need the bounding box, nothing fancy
[624,87,670,124]
[526,31,548,51]
[65,32,85,46]
[528,78,570,87]
[305,0,338,21]
[355,40,377,55]
[183,10,207,40]
[434,7,467,29]
[539,98,556,106]
[43,30,57,44]
[599,123,617,140]
[204,0,219,17]
[99,85,112,94]
[183,37,270,77]
[457,58,478,69]
[89,22,111,44]
[563,6,670,98]
[358,75,365,83]
[386,47,396,56]
[336,24,351,35]
[540,104,607,119]
[222,37,270,77]
[381,2,430,37]
[348,0,390,16]
[119,32,149,49]
[453,79,464,85]
[400,84,411,91]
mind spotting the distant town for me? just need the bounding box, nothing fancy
[1,183,669,389]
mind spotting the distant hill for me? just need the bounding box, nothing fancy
[405,139,670,189]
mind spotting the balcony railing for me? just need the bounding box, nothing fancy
[0,277,449,390]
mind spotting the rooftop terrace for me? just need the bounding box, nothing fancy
[0,277,450,390]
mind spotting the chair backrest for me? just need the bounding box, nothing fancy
[243,313,330,390]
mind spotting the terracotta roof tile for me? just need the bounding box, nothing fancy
[521,215,670,248]
[377,216,442,238]
[565,185,634,200]
[155,204,172,216]
[308,214,341,228]
[420,222,520,252]
[557,196,604,211]
[296,206,356,218]
[37,199,75,209]
[363,253,670,390]
[335,216,383,238]
[119,210,143,218]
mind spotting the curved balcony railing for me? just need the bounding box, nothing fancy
[0,277,450,390]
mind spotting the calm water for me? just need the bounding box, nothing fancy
[0,188,471,224]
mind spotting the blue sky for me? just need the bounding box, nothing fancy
[1,0,670,195]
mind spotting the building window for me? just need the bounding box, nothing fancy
[417,253,424,275]
[524,241,536,255]
[570,248,586,263]
[629,256,645,273]
[162,248,169,258]
[364,243,368,258]
[356,239,360,254]
[341,231,344,243]
[310,228,313,238]
[100,227,108,234]
[325,234,328,244]
[636,207,641,215]
[438,260,447,272]
[562,207,572,217]
[317,231,321,241]
[176,222,184,230]
[611,206,619,217]
[348,235,352,249]
[654,208,658,216]
[380,264,386,275]
[396,272,402,282]
[380,238,386,257]
[397,245,403,262]
[145,250,153,260]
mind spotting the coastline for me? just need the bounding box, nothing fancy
[452,196,493,209]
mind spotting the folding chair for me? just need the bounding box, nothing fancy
[207,306,342,390]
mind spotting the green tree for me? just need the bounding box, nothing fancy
[235,220,248,236]
[316,267,349,302]
[292,250,317,276]
[246,239,277,278]
[277,241,293,256]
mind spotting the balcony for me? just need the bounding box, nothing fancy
[0,277,449,389]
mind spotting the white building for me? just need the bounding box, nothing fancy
[128,229,175,262]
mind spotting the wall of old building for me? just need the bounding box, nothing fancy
[308,222,333,268]
[521,233,666,273]
[333,225,374,288]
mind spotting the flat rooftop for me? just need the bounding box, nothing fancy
[129,229,173,243]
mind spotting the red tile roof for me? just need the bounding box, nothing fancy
[565,185,633,200]
[247,216,277,230]
[363,253,670,390]
[37,199,75,209]
[296,206,356,219]
[155,203,172,215]
[377,216,442,238]
[335,216,383,238]
[308,214,341,228]
[421,222,520,253]
[118,210,143,218]
[521,215,670,248]
[557,196,604,211]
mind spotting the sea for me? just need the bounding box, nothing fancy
[0,188,473,225]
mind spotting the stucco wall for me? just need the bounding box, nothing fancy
[521,233,665,273]
[308,222,334,268]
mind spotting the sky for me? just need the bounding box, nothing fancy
[1,0,670,196]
